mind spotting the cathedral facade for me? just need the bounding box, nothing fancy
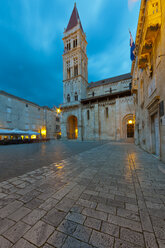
[61,4,135,141]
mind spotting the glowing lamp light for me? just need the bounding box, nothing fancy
[57,108,61,114]
[31,135,36,139]
[128,120,133,124]
[41,128,46,136]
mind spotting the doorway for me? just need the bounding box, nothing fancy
[151,113,160,156]
[67,115,78,139]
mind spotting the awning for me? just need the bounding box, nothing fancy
[0,129,40,135]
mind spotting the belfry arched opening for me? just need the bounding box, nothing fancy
[67,116,78,139]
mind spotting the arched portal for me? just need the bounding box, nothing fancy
[122,114,134,139]
[67,115,78,139]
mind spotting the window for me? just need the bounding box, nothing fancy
[73,39,77,48]
[110,87,112,93]
[87,110,90,120]
[67,68,71,79]
[75,92,78,101]
[56,125,60,131]
[105,107,108,118]
[66,40,71,51]
[92,92,95,97]
[66,61,71,79]
[74,57,78,77]
[26,104,28,107]
[67,94,70,102]
[56,117,60,122]
[74,65,78,77]
[6,107,12,122]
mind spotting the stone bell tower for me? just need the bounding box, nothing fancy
[62,3,88,105]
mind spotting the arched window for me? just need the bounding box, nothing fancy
[87,110,90,120]
[67,94,70,103]
[75,92,78,101]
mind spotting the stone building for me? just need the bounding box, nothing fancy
[61,4,135,141]
[0,90,61,140]
[131,0,165,162]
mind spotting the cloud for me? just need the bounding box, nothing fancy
[128,0,139,11]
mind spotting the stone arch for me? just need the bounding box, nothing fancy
[67,115,78,139]
[122,114,134,139]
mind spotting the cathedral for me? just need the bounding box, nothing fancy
[60,3,135,141]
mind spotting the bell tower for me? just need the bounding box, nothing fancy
[62,3,88,104]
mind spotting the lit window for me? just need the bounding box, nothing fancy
[87,110,90,120]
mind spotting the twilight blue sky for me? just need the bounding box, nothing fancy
[0,0,140,107]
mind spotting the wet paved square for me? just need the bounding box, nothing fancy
[0,141,165,247]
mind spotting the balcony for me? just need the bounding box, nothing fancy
[138,0,161,69]
[138,56,148,69]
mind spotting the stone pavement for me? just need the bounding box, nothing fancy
[0,142,165,248]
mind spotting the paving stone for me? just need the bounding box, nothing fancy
[89,230,114,248]
[117,208,140,222]
[73,224,92,242]
[22,208,46,225]
[56,197,75,212]
[19,190,41,203]
[52,186,72,200]
[42,244,54,248]
[65,211,86,224]
[25,198,44,209]
[114,238,142,248]
[108,214,142,232]
[157,239,165,248]
[0,218,15,234]
[62,236,93,248]
[0,236,12,248]
[84,217,101,230]
[82,208,107,221]
[44,208,66,227]
[70,204,84,213]
[8,206,31,222]
[101,221,119,237]
[47,230,67,248]
[23,220,54,246]
[12,238,36,248]
[139,210,153,232]
[96,203,116,215]
[125,203,139,212]
[77,198,97,209]
[3,221,31,243]
[144,231,159,248]
[0,200,23,218]
[39,197,58,211]
[57,219,78,235]
[120,227,144,246]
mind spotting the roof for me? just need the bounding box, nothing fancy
[65,3,83,33]
[81,90,132,104]
[0,90,49,109]
[88,73,132,89]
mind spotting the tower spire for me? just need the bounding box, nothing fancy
[65,4,83,32]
